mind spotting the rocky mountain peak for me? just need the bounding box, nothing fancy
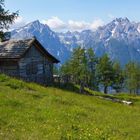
[11,17,140,65]
[113,17,130,24]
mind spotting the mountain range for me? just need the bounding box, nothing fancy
[11,20,70,64]
[11,18,140,66]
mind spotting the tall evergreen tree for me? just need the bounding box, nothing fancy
[125,62,140,94]
[112,62,124,93]
[70,47,88,93]
[86,48,98,90]
[0,0,18,40]
[60,61,71,84]
[96,54,114,94]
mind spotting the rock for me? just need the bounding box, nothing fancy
[122,100,133,105]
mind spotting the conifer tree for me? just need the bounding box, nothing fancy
[112,62,124,93]
[96,54,114,94]
[70,47,88,93]
[86,48,98,90]
[60,61,71,84]
[125,62,140,94]
[0,0,18,40]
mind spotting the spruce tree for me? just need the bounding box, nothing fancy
[96,54,114,94]
[112,62,124,93]
[87,48,98,90]
[60,61,71,84]
[125,62,140,94]
[70,47,88,93]
[0,0,18,40]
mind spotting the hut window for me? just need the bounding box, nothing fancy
[26,62,38,75]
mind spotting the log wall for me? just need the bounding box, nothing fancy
[0,45,54,85]
[18,45,53,84]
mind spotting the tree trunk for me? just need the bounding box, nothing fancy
[116,89,119,93]
[79,82,84,94]
[136,88,139,95]
[104,86,108,94]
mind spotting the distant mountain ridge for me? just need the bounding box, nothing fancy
[11,20,70,63]
[11,18,140,65]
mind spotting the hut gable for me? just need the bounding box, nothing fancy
[0,37,59,84]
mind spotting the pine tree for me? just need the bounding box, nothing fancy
[60,61,71,84]
[96,54,114,94]
[125,62,140,94]
[112,62,124,93]
[0,0,18,40]
[70,47,88,93]
[86,48,98,90]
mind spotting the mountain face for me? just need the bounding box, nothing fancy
[58,18,140,66]
[11,20,70,63]
[11,18,140,66]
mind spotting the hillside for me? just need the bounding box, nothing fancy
[0,74,140,139]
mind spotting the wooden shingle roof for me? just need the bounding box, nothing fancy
[0,37,59,63]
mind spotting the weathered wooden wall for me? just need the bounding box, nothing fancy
[0,60,19,77]
[0,45,54,85]
[18,45,53,84]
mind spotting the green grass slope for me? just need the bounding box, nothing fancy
[0,74,140,140]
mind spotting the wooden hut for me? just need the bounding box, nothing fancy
[0,37,59,84]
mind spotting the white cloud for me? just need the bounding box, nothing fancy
[108,14,115,19]
[10,16,104,32]
[14,16,24,24]
[68,19,104,31]
[10,16,27,30]
[68,20,89,31]
[42,17,66,31]
[43,17,104,32]
[90,19,104,30]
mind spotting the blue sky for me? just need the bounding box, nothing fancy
[5,0,140,31]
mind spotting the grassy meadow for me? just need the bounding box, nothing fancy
[0,74,140,140]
